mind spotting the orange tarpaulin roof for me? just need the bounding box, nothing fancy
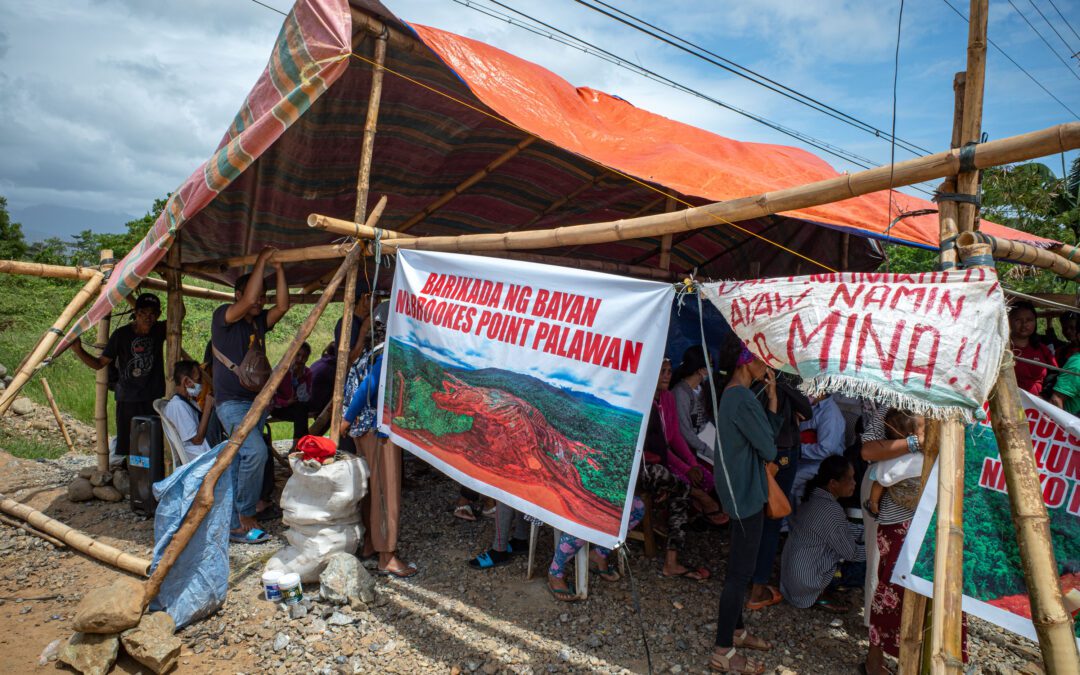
[409,21,1052,250]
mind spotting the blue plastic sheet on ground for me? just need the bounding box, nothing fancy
[149,441,233,628]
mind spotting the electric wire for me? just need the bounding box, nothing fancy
[456,0,938,196]
[1006,0,1080,82]
[1044,0,1080,45]
[573,0,934,156]
[940,0,1080,119]
[1026,0,1080,61]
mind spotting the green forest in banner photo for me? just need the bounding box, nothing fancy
[912,424,1080,637]
[383,338,643,510]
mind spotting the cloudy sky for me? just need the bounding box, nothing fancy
[1,0,1077,240]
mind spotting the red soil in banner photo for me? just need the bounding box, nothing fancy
[985,573,1080,621]
[391,374,623,535]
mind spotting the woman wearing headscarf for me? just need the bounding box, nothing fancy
[707,342,780,674]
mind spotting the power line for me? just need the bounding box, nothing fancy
[457,0,939,195]
[1044,0,1080,47]
[572,0,934,157]
[1027,0,1080,60]
[1006,0,1080,81]
[940,0,1080,119]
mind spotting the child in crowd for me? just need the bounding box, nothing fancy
[863,409,924,519]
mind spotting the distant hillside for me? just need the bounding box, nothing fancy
[11,204,133,241]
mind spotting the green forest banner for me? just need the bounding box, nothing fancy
[894,391,1080,647]
[377,250,674,549]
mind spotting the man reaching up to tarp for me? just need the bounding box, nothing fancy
[211,246,290,544]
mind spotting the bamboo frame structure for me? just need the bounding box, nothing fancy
[94,251,114,473]
[0,258,235,302]
[331,32,388,439]
[361,122,1079,256]
[954,0,987,239]
[40,378,76,455]
[164,240,185,398]
[957,231,1080,280]
[143,241,363,610]
[1051,243,1080,265]
[0,269,104,416]
[0,495,150,576]
[184,243,353,275]
[396,136,537,233]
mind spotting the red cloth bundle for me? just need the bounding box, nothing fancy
[296,435,336,463]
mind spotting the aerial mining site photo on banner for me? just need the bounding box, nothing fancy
[377,250,674,549]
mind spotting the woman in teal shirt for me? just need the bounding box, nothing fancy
[709,343,782,674]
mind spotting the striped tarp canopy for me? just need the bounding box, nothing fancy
[59,0,1052,350]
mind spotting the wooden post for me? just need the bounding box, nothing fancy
[0,271,104,416]
[955,0,987,239]
[988,366,1080,672]
[94,251,114,473]
[41,378,76,455]
[658,197,677,271]
[930,420,966,674]
[143,241,365,609]
[330,32,388,440]
[164,239,185,398]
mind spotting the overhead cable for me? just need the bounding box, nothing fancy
[1006,0,1080,82]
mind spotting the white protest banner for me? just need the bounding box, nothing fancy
[377,250,674,548]
[700,271,1008,419]
[893,391,1080,647]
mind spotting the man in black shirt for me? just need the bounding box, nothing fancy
[71,293,166,468]
[211,246,290,543]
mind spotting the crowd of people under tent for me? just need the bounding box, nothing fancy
[65,246,1079,674]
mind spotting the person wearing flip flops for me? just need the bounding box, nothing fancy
[212,248,290,545]
[466,501,530,570]
[779,456,865,613]
[709,343,781,674]
[545,496,647,601]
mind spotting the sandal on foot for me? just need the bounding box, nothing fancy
[229,528,270,544]
[377,561,418,578]
[745,585,782,611]
[702,509,730,526]
[815,596,851,613]
[468,549,511,570]
[708,647,765,674]
[546,579,578,602]
[733,629,772,651]
[588,561,621,582]
[453,504,477,522]
[662,566,710,581]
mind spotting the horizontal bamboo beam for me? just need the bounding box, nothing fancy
[184,243,354,274]
[140,277,233,302]
[0,260,98,281]
[0,495,150,576]
[1002,289,1078,312]
[958,232,1080,280]
[365,122,1079,255]
[306,196,394,240]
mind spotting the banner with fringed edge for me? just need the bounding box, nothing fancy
[700,270,1009,421]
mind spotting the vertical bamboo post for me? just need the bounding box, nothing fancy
[0,272,104,416]
[988,367,1080,672]
[955,0,987,238]
[658,197,677,271]
[94,250,114,473]
[930,419,966,674]
[41,378,76,454]
[143,241,364,609]
[330,32,387,439]
[164,238,185,398]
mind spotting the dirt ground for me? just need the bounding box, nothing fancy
[0,407,1050,674]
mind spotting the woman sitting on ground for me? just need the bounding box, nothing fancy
[780,455,865,612]
[655,357,727,525]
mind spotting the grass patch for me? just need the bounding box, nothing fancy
[0,427,68,461]
[0,274,344,436]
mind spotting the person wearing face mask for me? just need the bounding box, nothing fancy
[164,360,214,458]
[708,341,780,675]
[70,292,166,468]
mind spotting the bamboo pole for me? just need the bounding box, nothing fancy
[164,241,185,398]
[0,271,104,416]
[331,33,388,440]
[143,241,364,610]
[957,232,1080,280]
[0,513,65,549]
[0,495,150,576]
[0,260,98,281]
[988,365,1080,671]
[930,419,966,674]
[955,0,987,237]
[938,73,967,272]
[1051,243,1080,265]
[366,122,1080,255]
[184,243,353,275]
[396,136,537,233]
[94,251,114,473]
[899,421,944,674]
[301,272,334,294]
[40,378,76,455]
[141,277,233,302]
[657,198,677,271]
[307,214,408,240]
